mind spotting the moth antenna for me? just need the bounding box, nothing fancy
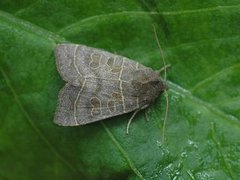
[152,24,169,143]
[152,24,167,81]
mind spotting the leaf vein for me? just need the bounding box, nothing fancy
[191,63,240,92]
[0,67,81,176]
[168,81,240,127]
[58,4,240,34]
[210,123,236,179]
[101,122,145,180]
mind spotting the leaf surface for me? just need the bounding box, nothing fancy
[0,1,240,179]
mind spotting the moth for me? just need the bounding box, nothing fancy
[54,37,169,134]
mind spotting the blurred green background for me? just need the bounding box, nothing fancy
[0,0,240,179]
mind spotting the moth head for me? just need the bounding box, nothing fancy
[154,79,168,93]
[148,78,167,97]
[135,78,166,105]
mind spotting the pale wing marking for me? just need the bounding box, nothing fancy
[74,78,87,125]
[119,58,126,112]
[73,45,82,77]
[85,76,130,83]
[136,62,139,108]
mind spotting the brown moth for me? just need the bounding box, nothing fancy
[54,42,168,134]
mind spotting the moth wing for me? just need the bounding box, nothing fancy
[54,79,140,126]
[54,44,150,86]
[54,43,157,126]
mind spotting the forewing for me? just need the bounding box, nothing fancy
[54,44,150,85]
[54,79,140,126]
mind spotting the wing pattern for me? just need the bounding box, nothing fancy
[54,44,154,126]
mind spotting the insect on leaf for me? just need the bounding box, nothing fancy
[54,44,167,127]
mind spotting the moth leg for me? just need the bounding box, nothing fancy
[144,109,150,122]
[126,109,141,134]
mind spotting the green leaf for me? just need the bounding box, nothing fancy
[0,1,240,179]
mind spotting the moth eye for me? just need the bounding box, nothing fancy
[107,57,114,67]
